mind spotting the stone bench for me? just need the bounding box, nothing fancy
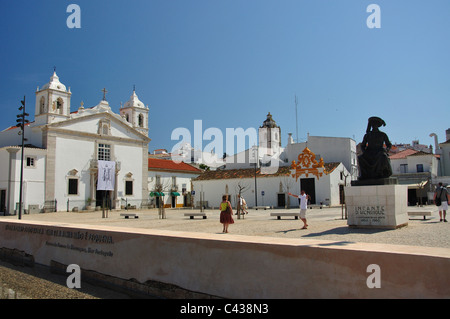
[407,211,433,220]
[308,204,325,209]
[255,206,271,210]
[120,213,139,219]
[184,213,207,219]
[270,212,301,220]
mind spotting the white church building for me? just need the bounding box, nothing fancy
[0,72,150,215]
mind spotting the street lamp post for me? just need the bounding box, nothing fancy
[16,96,29,220]
[252,146,258,208]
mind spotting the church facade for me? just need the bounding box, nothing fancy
[0,72,150,215]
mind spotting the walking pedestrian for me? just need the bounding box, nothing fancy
[220,195,234,233]
[238,194,248,215]
[434,183,449,222]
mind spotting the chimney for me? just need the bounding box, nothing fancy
[446,128,450,142]
[288,133,294,145]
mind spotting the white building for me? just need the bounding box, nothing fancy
[389,149,440,205]
[225,113,358,181]
[437,129,450,178]
[0,72,150,214]
[192,112,355,209]
[147,158,201,208]
[192,161,351,209]
[170,142,225,170]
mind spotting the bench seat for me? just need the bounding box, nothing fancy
[270,212,301,220]
[407,211,432,220]
[184,213,207,219]
[120,213,139,219]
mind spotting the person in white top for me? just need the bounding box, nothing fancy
[288,190,310,229]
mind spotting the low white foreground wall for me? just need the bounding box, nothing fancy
[0,220,449,298]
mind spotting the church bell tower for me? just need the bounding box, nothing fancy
[120,87,149,137]
[259,112,281,156]
[35,71,71,125]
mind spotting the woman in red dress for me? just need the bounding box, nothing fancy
[220,195,234,233]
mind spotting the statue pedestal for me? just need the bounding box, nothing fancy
[351,177,398,186]
[345,184,408,229]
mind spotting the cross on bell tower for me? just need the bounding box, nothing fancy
[102,88,108,101]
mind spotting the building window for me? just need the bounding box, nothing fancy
[125,181,133,195]
[138,114,144,127]
[416,164,424,173]
[56,98,64,114]
[400,164,408,174]
[40,97,45,114]
[26,157,35,168]
[98,144,111,161]
[68,178,78,195]
[172,176,177,190]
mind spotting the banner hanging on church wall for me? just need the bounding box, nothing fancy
[97,160,116,191]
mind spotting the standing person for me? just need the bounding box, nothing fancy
[220,195,234,233]
[288,191,310,229]
[434,183,449,222]
[238,194,248,215]
[241,196,248,214]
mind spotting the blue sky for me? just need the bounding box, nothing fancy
[1,0,449,154]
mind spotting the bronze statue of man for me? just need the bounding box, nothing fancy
[357,116,393,180]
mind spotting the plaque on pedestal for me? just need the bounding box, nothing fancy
[345,184,408,229]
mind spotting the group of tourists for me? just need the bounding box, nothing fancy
[219,183,449,233]
[219,191,311,233]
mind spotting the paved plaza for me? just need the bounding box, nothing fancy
[2,205,449,249]
[1,205,449,299]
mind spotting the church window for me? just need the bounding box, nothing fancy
[98,144,111,161]
[125,180,133,195]
[56,98,64,114]
[68,178,78,195]
[40,97,45,114]
[138,114,144,127]
[125,114,129,122]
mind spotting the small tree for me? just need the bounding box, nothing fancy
[154,180,171,219]
[281,175,295,209]
[235,181,250,219]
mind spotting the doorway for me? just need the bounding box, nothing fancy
[1,190,6,215]
[300,178,316,204]
[277,193,286,207]
[96,190,111,209]
[407,188,418,206]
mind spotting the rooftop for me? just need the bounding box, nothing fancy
[148,158,202,173]
[194,162,341,181]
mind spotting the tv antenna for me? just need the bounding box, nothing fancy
[295,95,299,143]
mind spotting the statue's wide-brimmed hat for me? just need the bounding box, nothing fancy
[366,116,386,132]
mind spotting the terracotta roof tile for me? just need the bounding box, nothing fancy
[148,158,201,173]
[194,162,341,181]
[389,149,419,159]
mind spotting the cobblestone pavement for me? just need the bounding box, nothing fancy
[0,205,448,299]
[0,260,132,299]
